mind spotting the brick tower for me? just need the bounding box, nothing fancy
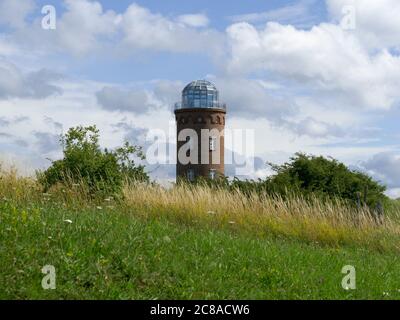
[174,80,226,182]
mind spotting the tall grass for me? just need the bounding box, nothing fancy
[0,167,100,211]
[123,183,400,252]
[2,164,400,252]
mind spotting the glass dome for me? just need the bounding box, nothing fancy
[176,80,225,109]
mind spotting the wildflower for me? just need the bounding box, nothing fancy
[96,206,103,210]
[207,211,216,215]
[383,292,389,296]
[104,198,112,202]
[64,219,73,224]
[228,221,236,225]
[163,236,172,243]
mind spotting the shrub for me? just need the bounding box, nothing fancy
[37,125,149,196]
[231,153,387,208]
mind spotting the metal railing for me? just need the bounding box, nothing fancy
[174,102,226,110]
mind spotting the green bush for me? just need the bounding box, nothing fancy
[231,153,387,208]
[37,125,149,196]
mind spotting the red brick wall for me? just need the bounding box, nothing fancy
[175,108,226,181]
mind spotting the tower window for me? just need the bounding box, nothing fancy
[187,169,195,181]
[209,137,217,151]
[209,169,216,180]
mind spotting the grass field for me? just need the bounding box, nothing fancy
[1,169,400,299]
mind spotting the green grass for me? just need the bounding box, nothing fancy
[2,199,400,300]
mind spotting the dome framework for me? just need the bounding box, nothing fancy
[176,80,225,109]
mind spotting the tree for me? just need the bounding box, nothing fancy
[38,125,149,196]
[227,153,387,208]
[265,153,387,206]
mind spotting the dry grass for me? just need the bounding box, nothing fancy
[0,167,96,209]
[2,164,400,253]
[123,183,400,252]
[0,167,40,203]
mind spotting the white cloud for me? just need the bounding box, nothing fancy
[96,86,154,113]
[177,14,209,27]
[0,0,35,29]
[33,131,61,154]
[121,4,221,53]
[360,153,400,189]
[0,59,62,99]
[0,36,19,56]
[229,0,317,27]
[290,117,344,138]
[225,22,400,110]
[214,77,368,139]
[385,188,400,199]
[327,0,400,50]
[214,77,295,121]
[14,1,221,56]
[56,0,121,56]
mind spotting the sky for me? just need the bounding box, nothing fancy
[0,0,400,197]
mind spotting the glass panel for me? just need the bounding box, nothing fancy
[181,80,221,109]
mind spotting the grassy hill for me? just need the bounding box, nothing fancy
[1,169,400,299]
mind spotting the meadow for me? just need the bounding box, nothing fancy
[1,168,400,299]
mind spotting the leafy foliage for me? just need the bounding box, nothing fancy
[38,125,149,196]
[232,153,387,207]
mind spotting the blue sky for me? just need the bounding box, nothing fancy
[1,0,400,197]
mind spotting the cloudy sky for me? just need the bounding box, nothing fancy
[0,0,400,197]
